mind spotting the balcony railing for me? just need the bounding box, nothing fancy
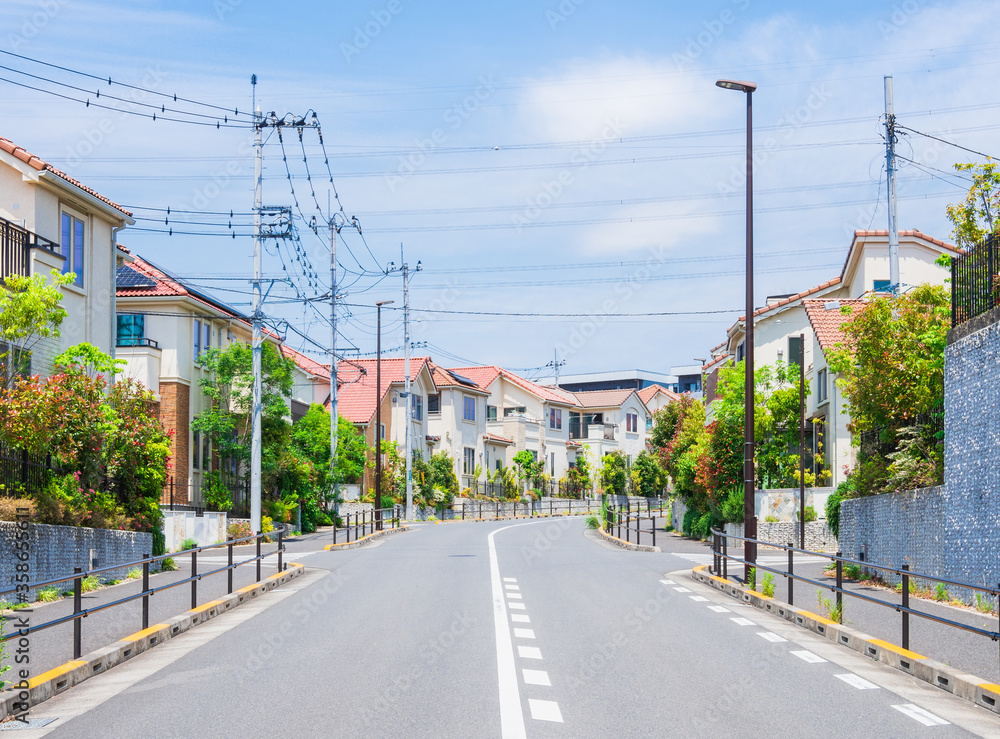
[0,216,61,282]
[117,337,160,349]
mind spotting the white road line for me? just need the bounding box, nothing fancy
[892,704,950,726]
[507,593,523,599]
[504,577,517,583]
[708,605,730,613]
[757,632,787,643]
[511,614,530,623]
[513,628,535,639]
[791,650,827,664]
[528,699,563,723]
[488,529,527,739]
[835,673,880,690]
[518,646,543,659]
[689,595,709,602]
[509,602,526,610]
[673,587,692,593]
[505,584,520,591]
[660,579,675,585]
[523,669,551,687]
[730,617,755,626]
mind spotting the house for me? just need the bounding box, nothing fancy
[0,135,133,377]
[638,384,682,424]
[565,389,649,464]
[281,344,332,418]
[705,229,959,486]
[426,362,490,487]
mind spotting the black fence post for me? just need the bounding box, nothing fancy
[835,551,843,617]
[227,538,234,594]
[277,525,284,573]
[787,543,794,606]
[722,533,728,580]
[651,514,656,548]
[191,549,198,610]
[256,533,262,582]
[142,555,150,630]
[73,567,82,659]
[902,564,910,651]
[170,476,174,511]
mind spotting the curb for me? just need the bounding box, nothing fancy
[691,565,1000,716]
[596,526,659,552]
[324,525,409,551]
[0,563,305,719]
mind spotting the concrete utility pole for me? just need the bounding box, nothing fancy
[330,217,339,511]
[250,81,263,535]
[885,75,900,294]
[402,257,412,522]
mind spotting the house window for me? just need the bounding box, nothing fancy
[503,406,526,418]
[463,395,476,422]
[202,434,210,471]
[61,211,85,287]
[646,416,653,431]
[204,321,211,354]
[736,341,745,363]
[550,452,555,476]
[193,430,201,470]
[379,423,386,440]
[487,405,497,421]
[427,393,440,414]
[788,335,804,371]
[463,447,476,476]
[626,412,638,433]
[873,279,892,293]
[549,408,562,430]
[817,368,828,402]
[194,319,202,360]
[117,314,144,346]
[412,394,423,421]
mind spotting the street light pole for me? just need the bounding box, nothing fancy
[375,300,394,532]
[717,78,757,581]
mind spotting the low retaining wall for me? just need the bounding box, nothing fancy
[724,521,837,552]
[0,522,152,602]
[162,510,227,550]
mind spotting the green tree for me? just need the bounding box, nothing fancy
[630,450,666,497]
[512,449,543,490]
[291,404,370,490]
[0,269,74,389]
[599,450,627,496]
[946,160,1000,248]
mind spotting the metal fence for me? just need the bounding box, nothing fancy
[952,232,998,326]
[0,443,56,498]
[160,475,250,516]
[857,411,944,463]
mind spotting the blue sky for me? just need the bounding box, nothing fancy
[2,0,997,378]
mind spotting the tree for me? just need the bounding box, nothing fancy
[630,450,665,497]
[0,270,74,389]
[599,451,627,496]
[512,449,543,490]
[946,160,1000,248]
[290,404,370,490]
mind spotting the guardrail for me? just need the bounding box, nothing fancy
[0,526,288,661]
[605,498,668,547]
[332,506,400,545]
[710,528,1000,658]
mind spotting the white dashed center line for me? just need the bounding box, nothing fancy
[523,669,551,686]
[513,628,535,639]
[673,587,692,593]
[511,614,530,623]
[757,632,787,643]
[834,673,879,690]
[660,579,676,585]
[790,650,827,664]
[730,617,755,626]
[518,646,543,659]
[529,699,564,723]
[708,605,730,613]
[892,704,950,726]
[509,602,526,610]
[689,595,709,602]
[507,593,523,599]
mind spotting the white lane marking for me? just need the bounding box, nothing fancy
[513,628,535,639]
[509,602,526,610]
[660,579,675,585]
[791,650,827,664]
[511,614,530,623]
[507,593,523,600]
[504,577,517,583]
[488,530,527,739]
[673,587,692,593]
[523,669,551,686]
[757,632,787,643]
[689,596,709,602]
[835,673,880,690]
[708,605,730,613]
[505,584,520,591]
[730,617,755,626]
[892,704,949,726]
[528,699,564,723]
[518,646,543,659]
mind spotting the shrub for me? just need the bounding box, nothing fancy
[803,506,818,523]
[0,619,9,689]
[81,575,101,592]
[380,495,395,511]
[152,526,166,556]
[180,537,198,551]
[159,557,177,572]
[127,568,142,580]
[38,586,60,602]
[585,515,599,529]
[976,593,994,614]
[748,567,757,592]
[844,564,861,580]
[764,515,779,523]
[261,515,274,534]
[935,583,949,602]
[0,497,35,522]
[228,520,252,541]
[762,572,775,598]
[202,472,233,513]
[719,485,744,524]
[825,480,853,539]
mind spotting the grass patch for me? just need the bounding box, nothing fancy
[159,557,177,572]
[180,537,198,551]
[127,568,142,580]
[38,586,60,603]
[81,575,101,592]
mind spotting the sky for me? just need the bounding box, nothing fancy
[2,0,997,380]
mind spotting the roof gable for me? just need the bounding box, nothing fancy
[803,298,866,352]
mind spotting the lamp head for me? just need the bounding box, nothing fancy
[716,79,757,93]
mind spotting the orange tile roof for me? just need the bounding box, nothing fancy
[637,384,680,406]
[116,252,249,320]
[850,229,960,255]
[428,361,486,391]
[569,388,638,409]
[333,357,432,425]
[449,365,579,406]
[0,135,131,217]
[803,299,866,352]
[483,433,514,444]
[281,344,330,378]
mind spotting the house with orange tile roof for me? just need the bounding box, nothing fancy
[565,389,650,464]
[426,362,491,486]
[0,134,133,378]
[637,384,682,420]
[707,229,957,487]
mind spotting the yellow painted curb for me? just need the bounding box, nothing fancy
[26,661,86,690]
[869,638,927,661]
[794,609,837,627]
[121,623,170,643]
[189,599,224,615]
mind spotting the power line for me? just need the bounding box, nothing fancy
[895,125,999,162]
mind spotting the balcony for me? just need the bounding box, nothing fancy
[116,337,160,349]
[0,216,61,282]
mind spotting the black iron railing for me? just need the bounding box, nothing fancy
[604,498,668,547]
[0,216,61,282]
[331,506,401,544]
[0,443,56,498]
[0,526,289,661]
[952,233,998,326]
[710,529,1000,661]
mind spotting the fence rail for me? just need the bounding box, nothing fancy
[0,215,61,283]
[952,233,998,326]
[709,528,1000,662]
[605,499,668,547]
[332,506,400,544]
[0,443,56,498]
[0,526,289,663]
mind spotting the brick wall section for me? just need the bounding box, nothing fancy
[0,522,152,602]
[159,381,190,504]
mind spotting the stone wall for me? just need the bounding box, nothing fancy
[0,522,152,602]
[724,521,837,552]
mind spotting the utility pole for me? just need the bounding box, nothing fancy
[885,75,900,294]
[250,78,263,534]
[387,250,421,521]
[545,351,566,386]
[330,216,339,514]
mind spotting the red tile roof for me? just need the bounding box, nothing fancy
[333,357,432,425]
[802,299,866,351]
[116,252,248,319]
[850,229,960,255]
[0,136,131,217]
[281,344,330,379]
[483,433,514,445]
[450,365,578,406]
[428,361,486,391]
[569,388,638,409]
[637,384,680,406]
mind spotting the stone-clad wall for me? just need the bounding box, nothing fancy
[0,522,152,603]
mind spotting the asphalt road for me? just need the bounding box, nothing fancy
[10,519,1000,737]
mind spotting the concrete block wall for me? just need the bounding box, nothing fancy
[162,510,227,550]
[0,522,152,602]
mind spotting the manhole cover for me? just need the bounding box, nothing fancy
[1,718,58,731]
